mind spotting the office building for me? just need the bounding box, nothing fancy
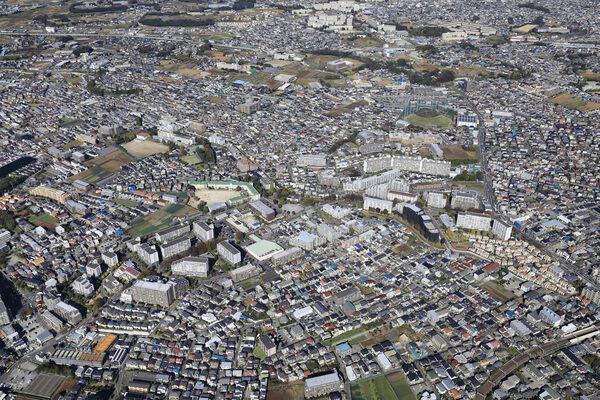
[131,280,176,308]
[217,241,242,265]
[456,212,492,231]
[41,310,64,332]
[171,256,210,278]
[304,370,344,398]
[160,237,191,260]
[193,221,215,242]
[155,223,189,243]
[492,219,513,240]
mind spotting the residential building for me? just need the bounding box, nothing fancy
[159,237,191,260]
[217,241,242,265]
[456,212,492,231]
[171,256,210,278]
[131,280,176,308]
[193,221,215,242]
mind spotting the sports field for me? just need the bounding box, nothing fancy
[122,139,169,158]
[405,112,453,129]
[128,204,198,237]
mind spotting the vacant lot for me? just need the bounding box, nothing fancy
[266,380,304,400]
[481,281,514,303]
[128,204,198,237]
[441,145,478,161]
[548,93,600,112]
[122,139,169,158]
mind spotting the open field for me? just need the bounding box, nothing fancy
[71,148,133,184]
[266,380,304,400]
[128,204,198,237]
[548,93,600,112]
[157,60,209,79]
[327,100,368,117]
[122,139,169,158]
[351,376,398,400]
[27,213,58,230]
[405,112,453,129]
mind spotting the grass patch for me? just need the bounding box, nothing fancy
[324,320,382,346]
[392,243,413,257]
[253,345,267,360]
[548,93,600,112]
[62,139,82,150]
[507,346,520,357]
[441,145,478,161]
[113,198,139,208]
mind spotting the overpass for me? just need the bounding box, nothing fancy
[474,323,600,400]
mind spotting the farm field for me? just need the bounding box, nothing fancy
[71,148,133,184]
[387,372,417,400]
[351,376,399,400]
[128,204,198,237]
